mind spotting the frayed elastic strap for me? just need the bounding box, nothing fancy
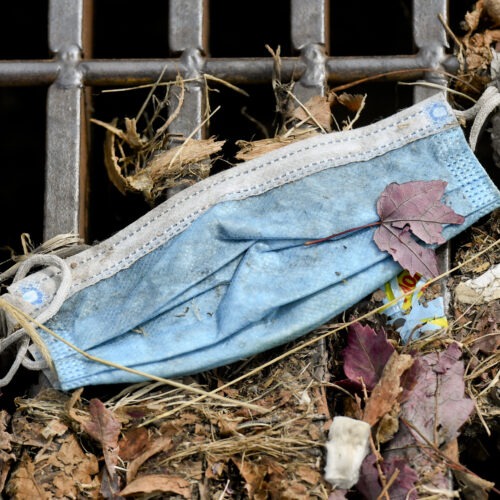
[455,85,500,151]
[0,255,71,387]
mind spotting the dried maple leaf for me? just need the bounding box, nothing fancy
[306,180,464,278]
[382,343,475,492]
[342,322,394,391]
[373,180,464,278]
[362,351,414,426]
[82,399,122,496]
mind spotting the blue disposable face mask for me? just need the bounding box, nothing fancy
[1,88,500,390]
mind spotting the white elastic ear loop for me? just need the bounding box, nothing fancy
[455,85,500,151]
[0,254,72,386]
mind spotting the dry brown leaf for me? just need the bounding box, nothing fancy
[0,411,15,492]
[362,352,414,426]
[45,434,100,498]
[205,458,226,479]
[65,387,86,425]
[485,0,500,24]
[124,117,144,148]
[375,405,400,444]
[118,427,151,461]
[11,416,50,449]
[103,121,130,195]
[337,92,365,112]
[231,457,269,499]
[291,94,334,131]
[464,0,485,33]
[120,474,191,498]
[453,469,496,499]
[7,434,99,498]
[5,453,49,499]
[41,419,68,440]
[105,132,224,204]
[279,480,310,499]
[82,399,122,494]
[295,465,321,485]
[126,434,173,483]
[215,413,244,436]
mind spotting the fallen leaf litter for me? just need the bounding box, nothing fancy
[1,3,500,498]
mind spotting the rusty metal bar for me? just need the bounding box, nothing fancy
[0,54,460,88]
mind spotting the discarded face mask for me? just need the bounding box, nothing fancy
[1,87,500,390]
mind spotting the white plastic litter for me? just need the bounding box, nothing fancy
[324,416,371,489]
[455,263,500,304]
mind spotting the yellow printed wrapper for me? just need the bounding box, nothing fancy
[381,270,448,343]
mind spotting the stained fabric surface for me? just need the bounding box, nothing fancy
[3,93,500,390]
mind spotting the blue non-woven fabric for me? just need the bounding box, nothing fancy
[5,93,500,389]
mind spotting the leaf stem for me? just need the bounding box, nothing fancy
[304,220,381,246]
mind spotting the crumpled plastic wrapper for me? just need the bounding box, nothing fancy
[455,263,500,304]
[380,270,448,344]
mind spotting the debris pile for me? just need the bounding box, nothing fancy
[0,3,499,498]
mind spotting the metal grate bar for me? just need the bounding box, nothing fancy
[168,0,207,142]
[413,0,449,102]
[167,0,209,196]
[44,0,89,239]
[291,0,328,101]
[0,54,459,87]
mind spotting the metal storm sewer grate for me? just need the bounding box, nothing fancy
[0,0,470,247]
[2,2,500,494]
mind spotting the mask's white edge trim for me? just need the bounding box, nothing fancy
[8,92,457,313]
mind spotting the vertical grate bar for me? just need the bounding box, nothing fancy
[45,0,90,240]
[290,0,329,101]
[168,0,208,139]
[290,0,330,383]
[167,0,209,196]
[413,0,452,311]
[412,0,448,102]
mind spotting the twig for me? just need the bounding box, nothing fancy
[284,89,327,134]
[166,105,221,170]
[136,64,169,122]
[401,417,500,496]
[152,76,185,139]
[343,94,367,130]
[398,81,477,103]
[369,433,390,500]
[377,467,400,500]
[102,74,249,97]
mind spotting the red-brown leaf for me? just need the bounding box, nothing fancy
[82,399,122,495]
[343,322,394,391]
[374,225,440,278]
[374,180,464,277]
